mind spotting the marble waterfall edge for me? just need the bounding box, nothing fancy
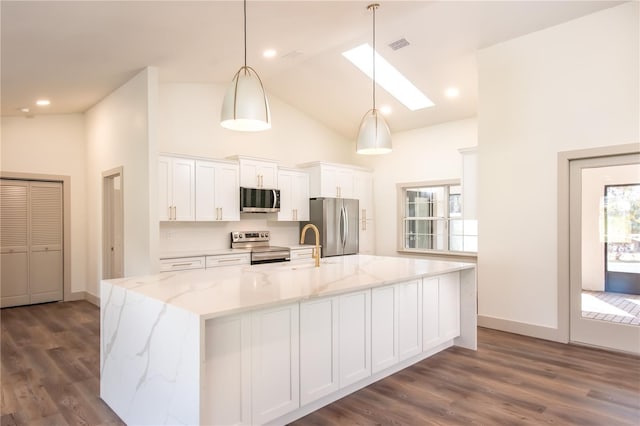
[100,280,201,425]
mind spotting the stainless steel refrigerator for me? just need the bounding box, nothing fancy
[301,197,359,257]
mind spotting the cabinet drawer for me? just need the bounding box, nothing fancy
[206,253,250,268]
[160,256,205,272]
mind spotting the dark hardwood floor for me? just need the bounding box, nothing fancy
[2,301,639,426]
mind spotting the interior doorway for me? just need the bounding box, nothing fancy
[103,167,124,280]
[569,154,640,354]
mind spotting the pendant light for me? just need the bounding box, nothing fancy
[356,3,392,155]
[220,0,271,131]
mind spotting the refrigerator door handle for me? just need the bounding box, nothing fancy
[343,206,349,248]
[339,205,345,248]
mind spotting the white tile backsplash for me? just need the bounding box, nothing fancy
[159,215,301,253]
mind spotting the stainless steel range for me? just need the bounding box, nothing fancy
[230,231,290,265]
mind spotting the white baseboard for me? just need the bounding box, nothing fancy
[478,315,568,343]
[67,291,99,306]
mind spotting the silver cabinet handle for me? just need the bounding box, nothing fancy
[219,207,222,220]
[218,257,242,263]
[171,262,193,267]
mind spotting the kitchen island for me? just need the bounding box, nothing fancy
[100,254,476,425]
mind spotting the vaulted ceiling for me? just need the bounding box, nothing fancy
[1,1,622,138]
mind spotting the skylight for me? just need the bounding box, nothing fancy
[342,43,434,111]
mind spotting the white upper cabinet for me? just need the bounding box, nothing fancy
[195,160,240,221]
[301,162,359,199]
[353,171,375,254]
[159,156,195,221]
[353,171,373,219]
[277,168,309,221]
[234,157,278,189]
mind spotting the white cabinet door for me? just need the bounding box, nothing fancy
[439,272,461,341]
[300,297,339,406]
[204,314,252,426]
[292,171,309,221]
[354,171,374,219]
[398,279,423,360]
[195,160,217,221]
[196,160,239,221]
[238,158,278,189]
[423,273,461,352]
[319,165,354,198]
[371,285,398,373]
[258,163,278,189]
[359,219,375,255]
[422,277,440,350]
[251,304,300,424]
[276,170,294,221]
[215,163,240,221]
[172,158,196,221]
[159,156,195,221]
[338,290,371,388]
[277,169,309,221]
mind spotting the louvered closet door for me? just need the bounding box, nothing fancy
[29,182,63,304]
[1,180,30,307]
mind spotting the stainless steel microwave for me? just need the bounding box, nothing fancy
[240,187,280,213]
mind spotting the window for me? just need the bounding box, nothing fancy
[399,181,477,254]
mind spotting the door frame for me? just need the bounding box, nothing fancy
[102,167,124,280]
[0,171,72,301]
[557,143,640,351]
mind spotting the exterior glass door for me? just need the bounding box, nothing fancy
[604,184,640,294]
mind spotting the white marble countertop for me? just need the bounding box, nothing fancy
[104,254,475,320]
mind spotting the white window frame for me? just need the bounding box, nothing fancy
[397,179,477,257]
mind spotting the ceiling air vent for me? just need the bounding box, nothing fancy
[388,38,410,51]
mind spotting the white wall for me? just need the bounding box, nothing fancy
[85,68,158,297]
[158,83,354,252]
[477,3,639,334]
[356,118,478,257]
[582,164,640,291]
[1,114,87,293]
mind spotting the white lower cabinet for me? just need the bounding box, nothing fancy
[206,253,250,268]
[371,279,423,373]
[338,290,371,388]
[299,297,339,406]
[204,314,252,426]
[423,272,461,352]
[251,304,300,424]
[397,279,423,360]
[371,285,398,373]
[202,273,462,425]
[159,256,205,272]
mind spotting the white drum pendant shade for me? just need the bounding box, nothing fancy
[356,108,392,155]
[220,66,271,131]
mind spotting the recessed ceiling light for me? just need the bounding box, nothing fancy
[343,43,434,111]
[18,107,30,113]
[263,49,277,58]
[379,105,392,115]
[445,87,460,98]
[36,99,51,106]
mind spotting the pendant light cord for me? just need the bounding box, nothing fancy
[243,0,247,70]
[372,4,376,110]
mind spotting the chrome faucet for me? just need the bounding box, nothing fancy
[300,224,321,268]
